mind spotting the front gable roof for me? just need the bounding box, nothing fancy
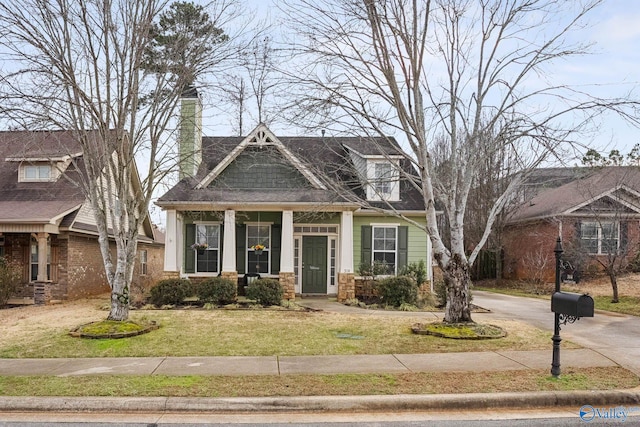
[196,124,326,191]
[157,125,425,212]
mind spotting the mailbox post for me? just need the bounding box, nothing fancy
[550,237,594,378]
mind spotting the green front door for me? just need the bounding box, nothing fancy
[302,236,328,294]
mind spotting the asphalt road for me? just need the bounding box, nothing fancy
[472,290,640,375]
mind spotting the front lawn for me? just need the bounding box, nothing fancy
[0,309,558,358]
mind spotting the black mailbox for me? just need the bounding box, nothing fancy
[551,291,594,318]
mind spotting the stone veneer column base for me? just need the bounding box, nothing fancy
[337,273,355,302]
[279,272,296,301]
[161,271,181,280]
[220,271,239,298]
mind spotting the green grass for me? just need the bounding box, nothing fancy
[591,296,640,316]
[0,310,557,358]
[0,367,635,397]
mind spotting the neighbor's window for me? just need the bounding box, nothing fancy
[23,165,52,181]
[195,224,220,273]
[247,224,270,274]
[372,226,396,274]
[139,249,148,275]
[580,221,619,255]
[30,239,51,281]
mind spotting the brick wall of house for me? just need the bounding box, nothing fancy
[66,234,111,299]
[502,219,560,282]
[503,218,640,282]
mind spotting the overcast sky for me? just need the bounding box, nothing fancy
[197,0,640,159]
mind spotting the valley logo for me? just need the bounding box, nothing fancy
[580,405,640,422]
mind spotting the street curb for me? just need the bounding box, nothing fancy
[0,390,639,413]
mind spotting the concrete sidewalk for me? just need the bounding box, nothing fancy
[0,348,619,377]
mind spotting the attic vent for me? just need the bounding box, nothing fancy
[250,131,273,144]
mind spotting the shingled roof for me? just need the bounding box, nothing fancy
[507,166,640,223]
[158,128,425,212]
[0,130,87,224]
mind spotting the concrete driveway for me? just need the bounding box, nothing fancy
[473,290,640,376]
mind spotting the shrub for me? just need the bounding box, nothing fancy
[196,277,237,305]
[434,278,447,308]
[399,260,428,286]
[245,278,284,306]
[375,276,418,307]
[0,257,21,307]
[149,278,192,307]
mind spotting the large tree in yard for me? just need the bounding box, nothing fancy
[0,0,238,320]
[281,0,638,322]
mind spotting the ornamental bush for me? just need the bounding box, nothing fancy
[0,257,21,307]
[245,278,284,306]
[196,277,237,305]
[376,276,418,307]
[149,278,192,306]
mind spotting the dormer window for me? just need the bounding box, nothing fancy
[20,163,53,182]
[367,160,400,201]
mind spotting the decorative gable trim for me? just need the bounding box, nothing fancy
[196,124,327,190]
[565,185,640,217]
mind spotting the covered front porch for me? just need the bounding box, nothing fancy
[163,208,357,301]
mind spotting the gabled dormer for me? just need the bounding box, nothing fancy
[343,143,403,202]
[6,153,79,183]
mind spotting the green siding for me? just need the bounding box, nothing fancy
[353,215,428,274]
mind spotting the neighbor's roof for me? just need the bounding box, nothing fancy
[508,166,640,223]
[0,130,87,223]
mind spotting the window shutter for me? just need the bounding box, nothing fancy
[270,224,281,274]
[236,224,246,274]
[398,226,408,270]
[361,225,372,267]
[185,224,195,274]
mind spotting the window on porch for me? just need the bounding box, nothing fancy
[247,224,270,274]
[30,239,51,282]
[195,224,220,273]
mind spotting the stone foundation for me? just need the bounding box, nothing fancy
[337,272,355,302]
[278,272,295,300]
[33,282,52,305]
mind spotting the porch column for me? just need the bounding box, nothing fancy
[164,210,179,273]
[340,211,354,273]
[222,209,236,272]
[338,210,355,302]
[36,232,49,282]
[279,210,295,300]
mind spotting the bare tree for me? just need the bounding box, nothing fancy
[281,0,638,323]
[0,0,240,321]
[565,154,640,303]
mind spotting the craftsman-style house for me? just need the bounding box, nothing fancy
[0,130,164,304]
[157,89,431,300]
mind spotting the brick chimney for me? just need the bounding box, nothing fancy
[179,86,203,180]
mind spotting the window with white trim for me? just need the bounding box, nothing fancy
[367,160,399,201]
[30,238,51,281]
[372,226,397,274]
[247,224,270,274]
[580,221,618,255]
[139,250,148,275]
[22,164,52,182]
[195,224,220,273]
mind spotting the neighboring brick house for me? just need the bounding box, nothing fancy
[156,88,431,301]
[0,130,164,303]
[503,166,640,282]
